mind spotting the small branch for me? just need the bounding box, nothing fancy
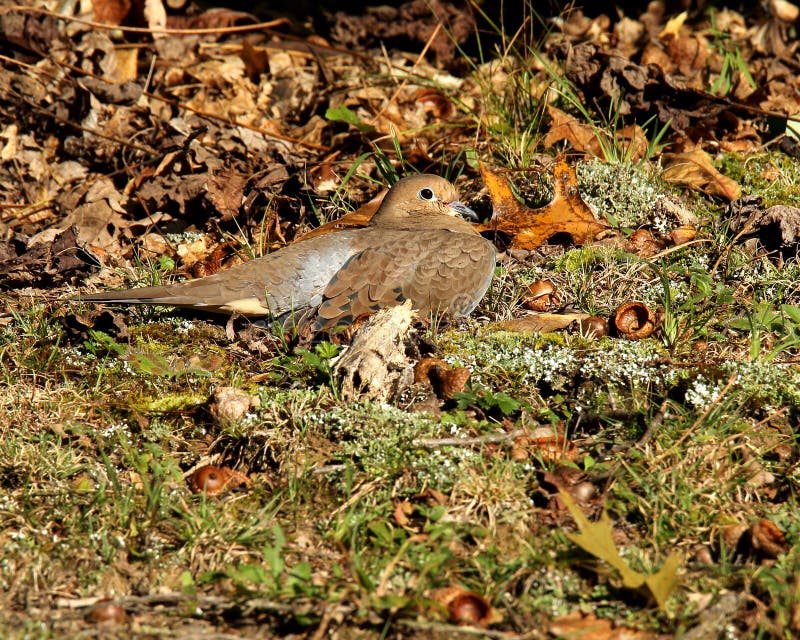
[415,429,526,449]
[1,6,289,36]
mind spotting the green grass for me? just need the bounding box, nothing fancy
[3,3,800,639]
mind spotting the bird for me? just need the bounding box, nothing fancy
[81,174,496,332]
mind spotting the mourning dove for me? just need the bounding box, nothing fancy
[82,174,496,331]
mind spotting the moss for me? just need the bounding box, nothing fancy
[577,159,672,228]
[719,150,800,207]
[721,361,800,408]
[554,245,623,274]
[129,391,209,412]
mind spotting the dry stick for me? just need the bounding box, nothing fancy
[4,4,375,62]
[372,21,443,125]
[0,201,54,224]
[310,604,338,640]
[0,5,290,36]
[709,218,759,276]
[329,477,386,517]
[145,90,329,152]
[72,51,330,151]
[716,405,788,453]
[6,9,453,152]
[399,619,526,639]
[18,43,329,154]
[0,52,55,76]
[648,238,713,261]
[415,428,527,449]
[5,87,156,156]
[596,399,669,492]
[13,6,800,125]
[54,592,286,610]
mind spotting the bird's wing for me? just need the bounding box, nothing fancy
[314,230,495,330]
[81,232,362,318]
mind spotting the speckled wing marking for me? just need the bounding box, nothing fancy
[313,230,495,330]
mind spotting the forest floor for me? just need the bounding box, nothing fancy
[3,1,800,638]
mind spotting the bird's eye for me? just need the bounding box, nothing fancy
[417,187,437,201]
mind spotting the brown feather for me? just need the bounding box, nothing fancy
[82,174,496,331]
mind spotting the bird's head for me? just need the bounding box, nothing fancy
[370,174,479,230]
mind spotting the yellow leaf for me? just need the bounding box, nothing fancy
[659,11,688,39]
[559,489,681,609]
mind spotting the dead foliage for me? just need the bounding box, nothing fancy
[3,1,800,639]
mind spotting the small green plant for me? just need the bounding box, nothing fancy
[268,341,340,390]
[657,262,734,353]
[453,389,524,418]
[201,524,318,605]
[706,9,756,97]
[537,50,671,165]
[731,302,800,361]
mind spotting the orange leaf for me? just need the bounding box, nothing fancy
[544,106,649,161]
[549,611,657,639]
[476,160,609,249]
[544,105,599,155]
[297,190,385,241]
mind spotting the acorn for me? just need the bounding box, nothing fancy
[611,302,657,339]
[189,465,250,496]
[578,315,609,338]
[87,601,127,626]
[523,279,559,311]
[432,587,497,627]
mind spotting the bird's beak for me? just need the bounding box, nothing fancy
[447,201,479,222]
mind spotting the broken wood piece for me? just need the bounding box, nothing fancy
[333,300,415,401]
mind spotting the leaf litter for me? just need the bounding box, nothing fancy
[2,1,800,638]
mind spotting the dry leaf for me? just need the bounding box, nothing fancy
[497,312,590,333]
[298,190,386,241]
[662,149,742,201]
[414,357,471,399]
[545,106,648,160]
[549,611,656,639]
[559,490,681,609]
[92,0,131,25]
[544,105,600,153]
[750,519,788,559]
[658,11,689,39]
[626,229,665,257]
[510,430,579,463]
[477,160,609,249]
[393,500,414,527]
